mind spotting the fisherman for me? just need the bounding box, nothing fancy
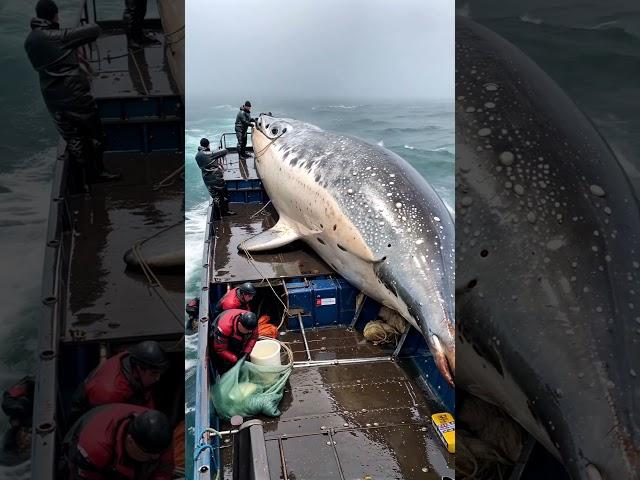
[235,101,256,159]
[62,404,173,479]
[69,341,168,424]
[195,138,234,219]
[24,0,120,193]
[211,309,258,372]
[0,377,34,466]
[185,297,200,333]
[123,0,160,47]
[211,282,256,318]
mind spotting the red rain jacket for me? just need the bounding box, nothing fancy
[212,287,251,318]
[211,309,258,364]
[64,404,173,480]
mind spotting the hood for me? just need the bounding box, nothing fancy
[30,17,58,30]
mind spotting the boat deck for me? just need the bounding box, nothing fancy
[63,151,184,342]
[90,21,179,98]
[209,152,333,284]
[219,328,455,479]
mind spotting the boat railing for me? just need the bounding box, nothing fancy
[193,202,215,477]
[218,130,253,152]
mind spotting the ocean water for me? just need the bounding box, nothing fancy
[183,99,454,475]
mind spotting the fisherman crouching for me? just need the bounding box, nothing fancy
[61,404,173,479]
[211,282,256,318]
[0,377,34,466]
[210,310,258,373]
[68,341,168,425]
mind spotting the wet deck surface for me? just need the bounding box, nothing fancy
[220,152,259,181]
[90,25,179,97]
[63,152,184,342]
[210,151,333,283]
[220,328,455,479]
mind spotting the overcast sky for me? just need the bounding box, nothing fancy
[186,0,453,103]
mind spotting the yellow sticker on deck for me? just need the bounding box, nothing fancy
[431,412,455,453]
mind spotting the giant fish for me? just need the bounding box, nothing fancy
[241,114,456,384]
[456,16,640,480]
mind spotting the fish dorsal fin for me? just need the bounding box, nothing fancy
[239,218,302,252]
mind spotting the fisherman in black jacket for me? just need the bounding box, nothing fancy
[196,138,235,218]
[123,0,160,47]
[24,0,120,192]
[235,101,256,159]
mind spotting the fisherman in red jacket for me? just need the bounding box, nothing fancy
[69,341,168,423]
[62,404,173,479]
[211,282,256,318]
[0,376,34,465]
[211,309,258,372]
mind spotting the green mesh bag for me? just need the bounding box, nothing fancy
[212,358,292,420]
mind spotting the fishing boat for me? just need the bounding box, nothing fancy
[191,133,455,479]
[32,1,185,477]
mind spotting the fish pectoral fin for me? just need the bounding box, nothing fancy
[238,219,301,252]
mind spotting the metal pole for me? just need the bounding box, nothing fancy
[392,324,412,359]
[297,313,312,361]
[292,356,391,368]
[348,292,366,330]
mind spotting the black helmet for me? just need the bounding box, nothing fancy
[200,138,209,147]
[129,410,172,454]
[237,282,256,296]
[239,312,257,330]
[129,341,169,370]
[244,101,252,108]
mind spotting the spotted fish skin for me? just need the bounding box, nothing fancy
[456,17,640,480]
[250,114,455,382]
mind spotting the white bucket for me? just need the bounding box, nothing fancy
[250,339,282,367]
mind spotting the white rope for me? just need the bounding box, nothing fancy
[237,240,290,317]
[153,165,185,190]
[249,200,272,219]
[130,221,184,330]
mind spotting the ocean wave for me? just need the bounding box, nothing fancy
[378,125,441,134]
[377,140,384,147]
[210,104,237,111]
[519,13,542,25]
[0,459,30,479]
[184,199,209,290]
[403,145,415,150]
[326,104,363,109]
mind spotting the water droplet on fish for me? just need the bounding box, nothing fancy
[546,239,564,250]
[514,184,525,195]
[499,151,514,166]
[484,83,498,91]
[589,184,606,197]
[347,189,354,195]
[478,128,492,137]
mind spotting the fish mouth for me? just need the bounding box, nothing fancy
[430,333,455,387]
